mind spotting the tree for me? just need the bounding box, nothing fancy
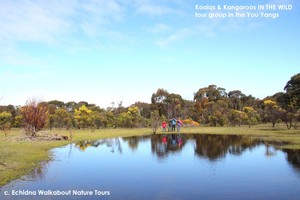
[150,110,160,133]
[263,99,281,127]
[243,107,260,128]
[65,101,77,112]
[13,115,23,127]
[74,105,93,129]
[164,93,184,118]
[132,102,151,119]
[271,93,291,128]
[283,73,300,128]
[48,100,65,108]
[228,109,247,127]
[0,111,12,135]
[284,73,300,108]
[181,100,197,121]
[194,85,230,126]
[151,89,184,118]
[21,98,48,136]
[117,112,131,128]
[116,106,142,128]
[49,107,73,129]
[228,90,245,110]
[127,106,142,128]
[91,111,104,129]
[104,110,116,128]
[151,88,169,117]
[194,85,226,102]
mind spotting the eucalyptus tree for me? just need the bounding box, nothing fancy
[228,90,245,111]
[284,73,300,108]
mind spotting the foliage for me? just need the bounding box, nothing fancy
[0,111,12,130]
[263,100,281,127]
[117,106,141,128]
[228,109,247,127]
[1,72,300,130]
[13,115,23,127]
[182,118,200,127]
[151,89,185,118]
[74,105,93,129]
[20,99,48,136]
[243,106,260,128]
[49,107,72,129]
[284,73,300,108]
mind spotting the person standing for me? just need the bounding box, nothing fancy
[177,119,182,132]
[162,121,167,132]
[168,120,172,132]
[171,118,176,132]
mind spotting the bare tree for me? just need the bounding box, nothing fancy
[21,98,48,136]
[150,110,160,134]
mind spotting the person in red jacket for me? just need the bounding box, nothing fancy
[162,121,167,132]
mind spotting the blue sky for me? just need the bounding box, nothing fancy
[0,0,299,108]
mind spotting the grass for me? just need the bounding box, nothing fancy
[1,124,300,187]
[0,128,151,187]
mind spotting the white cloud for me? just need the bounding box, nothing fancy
[147,23,172,34]
[0,0,128,66]
[0,0,125,45]
[196,24,218,38]
[136,4,175,16]
[0,0,74,45]
[155,28,194,48]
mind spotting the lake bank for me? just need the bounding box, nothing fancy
[1,125,300,187]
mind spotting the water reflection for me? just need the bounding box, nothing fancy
[75,138,122,153]
[151,134,184,158]
[283,149,300,171]
[26,161,48,181]
[2,134,300,200]
[193,134,260,161]
[73,134,300,170]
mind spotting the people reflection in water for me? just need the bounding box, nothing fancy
[162,135,167,144]
[161,134,182,147]
[170,134,182,147]
[152,133,183,158]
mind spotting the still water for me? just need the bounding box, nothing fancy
[1,134,300,200]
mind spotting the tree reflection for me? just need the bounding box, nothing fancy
[265,145,277,157]
[75,138,122,153]
[193,135,260,161]
[122,135,151,151]
[23,135,300,184]
[73,134,300,173]
[283,149,300,171]
[26,161,48,181]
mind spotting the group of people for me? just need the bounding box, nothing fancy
[161,118,182,132]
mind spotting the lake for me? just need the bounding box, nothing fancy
[1,134,300,200]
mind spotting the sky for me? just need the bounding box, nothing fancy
[0,0,299,108]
